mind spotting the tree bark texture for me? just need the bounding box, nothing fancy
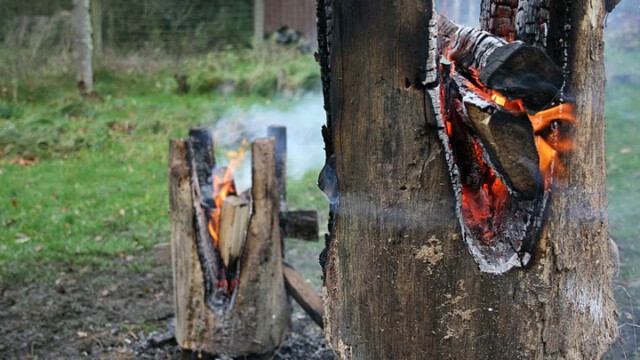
[73,0,93,95]
[318,0,617,359]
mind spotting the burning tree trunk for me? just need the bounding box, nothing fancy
[318,0,617,358]
[169,133,290,357]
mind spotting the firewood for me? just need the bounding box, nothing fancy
[283,263,324,327]
[438,14,562,111]
[465,103,542,199]
[170,134,290,357]
[218,195,250,267]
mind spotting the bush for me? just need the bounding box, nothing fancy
[186,46,320,98]
[0,101,24,119]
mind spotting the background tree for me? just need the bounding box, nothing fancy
[72,0,93,95]
[317,0,618,358]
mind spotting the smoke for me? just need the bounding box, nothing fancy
[210,92,326,192]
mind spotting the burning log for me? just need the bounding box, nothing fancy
[169,132,290,357]
[218,194,250,268]
[438,15,562,112]
[435,14,579,272]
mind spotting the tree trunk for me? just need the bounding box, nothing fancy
[318,0,617,359]
[73,0,93,96]
[90,0,103,66]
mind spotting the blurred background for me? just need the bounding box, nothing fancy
[0,0,637,358]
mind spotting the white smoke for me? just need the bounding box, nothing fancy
[210,92,326,192]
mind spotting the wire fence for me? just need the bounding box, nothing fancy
[0,0,255,81]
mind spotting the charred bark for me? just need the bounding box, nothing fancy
[480,0,518,41]
[319,0,617,359]
[516,0,551,48]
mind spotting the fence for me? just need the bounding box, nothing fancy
[0,0,318,81]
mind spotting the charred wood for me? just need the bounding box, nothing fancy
[437,15,562,111]
[480,0,519,41]
[515,0,550,47]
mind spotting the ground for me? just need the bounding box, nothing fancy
[0,252,333,359]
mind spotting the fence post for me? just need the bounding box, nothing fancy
[253,0,265,46]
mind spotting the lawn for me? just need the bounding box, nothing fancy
[0,47,326,285]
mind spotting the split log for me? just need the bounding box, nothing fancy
[438,15,562,111]
[169,135,290,357]
[283,263,324,327]
[218,195,250,268]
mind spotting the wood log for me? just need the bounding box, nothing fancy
[437,15,563,111]
[268,125,287,212]
[465,103,542,199]
[170,136,290,357]
[283,263,324,327]
[280,210,319,241]
[218,195,250,268]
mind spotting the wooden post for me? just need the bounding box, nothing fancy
[169,135,290,357]
[253,0,265,47]
[268,125,287,212]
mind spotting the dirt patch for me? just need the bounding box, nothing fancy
[0,254,333,359]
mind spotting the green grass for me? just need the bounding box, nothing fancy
[0,47,322,284]
[605,81,640,282]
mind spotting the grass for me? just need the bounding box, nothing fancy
[0,46,323,284]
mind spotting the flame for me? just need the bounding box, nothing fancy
[207,140,249,293]
[464,64,576,187]
[440,55,578,248]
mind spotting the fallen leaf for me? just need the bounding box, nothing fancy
[11,199,17,208]
[15,233,30,244]
[77,331,88,338]
[620,147,632,154]
[9,156,38,167]
[35,245,43,252]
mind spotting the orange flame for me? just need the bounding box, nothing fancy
[464,64,577,188]
[206,140,249,294]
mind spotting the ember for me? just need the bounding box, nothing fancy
[205,140,249,295]
[435,15,577,273]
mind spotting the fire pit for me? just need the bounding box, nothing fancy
[168,126,322,358]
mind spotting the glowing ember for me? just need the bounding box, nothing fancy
[464,65,576,188]
[207,140,249,294]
